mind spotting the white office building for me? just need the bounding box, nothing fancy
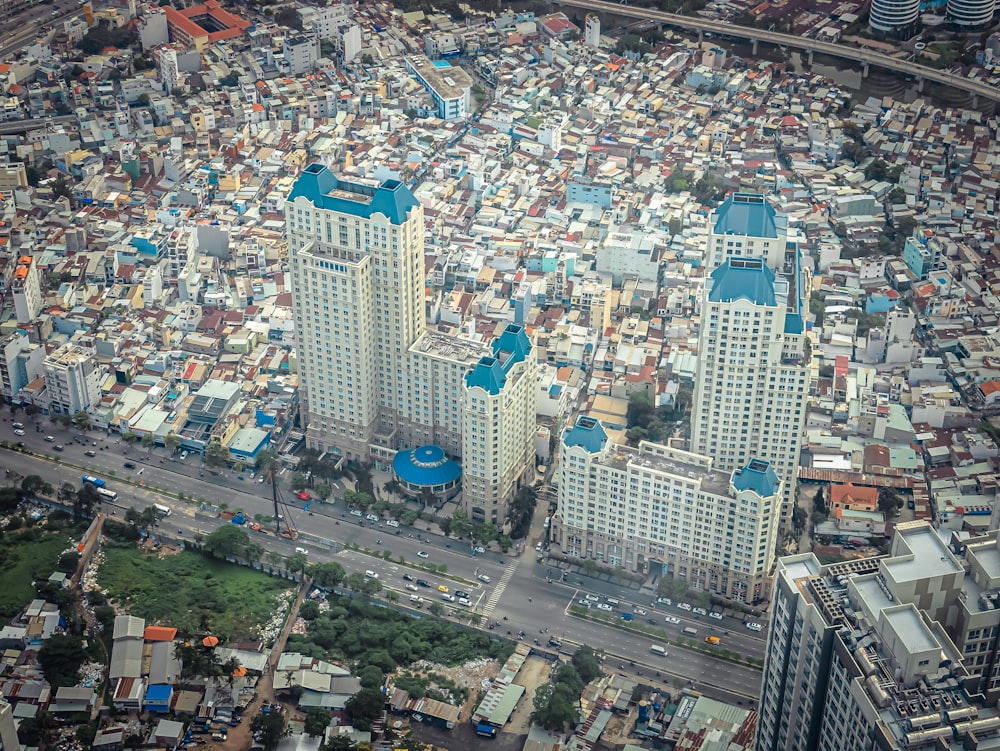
[287,164,537,522]
[11,255,42,324]
[44,344,103,415]
[405,55,472,120]
[758,521,1000,751]
[551,416,783,603]
[690,193,809,519]
[869,0,920,34]
[0,331,46,399]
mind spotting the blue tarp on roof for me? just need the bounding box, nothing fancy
[393,445,462,488]
[563,416,608,454]
[708,257,776,307]
[732,459,779,498]
[713,192,778,237]
[288,163,420,224]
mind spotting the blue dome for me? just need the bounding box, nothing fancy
[393,445,462,488]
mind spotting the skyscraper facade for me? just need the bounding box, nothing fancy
[287,164,536,523]
[758,521,1000,751]
[690,193,809,518]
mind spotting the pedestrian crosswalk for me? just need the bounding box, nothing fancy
[481,561,519,618]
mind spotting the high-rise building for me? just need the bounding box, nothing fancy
[11,255,42,324]
[287,164,536,522]
[869,0,920,34]
[43,344,103,415]
[584,14,601,47]
[946,0,996,26]
[0,693,18,751]
[690,194,809,519]
[551,416,782,603]
[758,521,1000,751]
[0,331,46,399]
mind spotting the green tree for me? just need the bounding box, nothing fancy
[401,510,419,526]
[205,440,229,468]
[291,472,310,491]
[255,449,277,474]
[344,572,366,592]
[287,552,309,574]
[449,509,472,540]
[530,682,579,732]
[309,561,345,588]
[382,478,402,500]
[75,483,101,520]
[324,736,358,751]
[37,633,86,688]
[878,487,903,516]
[429,602,445,617]
[203,525,250,558]
[250,711,285,750]
[344,687,385,731]
[304,707,330,737]
[813,487,826,513]
[358,665,383,689]
[571,645,603,683]
[300,600,321,620]
[141,432,156,451]
[71,410,91,431]
[315,481,332,500]
[164,432,181,454]
[22,475,53,497]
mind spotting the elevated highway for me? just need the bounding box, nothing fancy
[554,0,1000,104]
[0,115,76,136]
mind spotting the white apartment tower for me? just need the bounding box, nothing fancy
[584,14,601,47]
[44,344,102,415]
[11,255,42,324]
[691,193,809,519]
[758,521,1000,751]
[553,416,782,603]
[0,331,46,399]
[287,164,425,460]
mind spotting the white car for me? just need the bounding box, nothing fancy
[656,597,672,606]
[13,428,24,436]
[709,611,724,621]
[693,607,708,616]
[180,450,188,460]
[478,574,491,583]
[746,622,763,632]
[596,603,613,611]
[664,616,680,625]
[473,546,485,553]
[634,608,647,616]
[366,514,379,522]
[677,602,692,611]
[585,594,600,602]
[577,599,592,608]
[457,597,471,607]
[406,584,418,592]
[294,547,308,555]
[441,593,455,602]
[417,551,429,558]
[364,570,379,579]
[386,520,400,528]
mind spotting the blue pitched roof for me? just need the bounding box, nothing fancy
[465,324,532,395]
[708,257,776,306]
[563,417,608,453]
[783,313,804,334]
[713,192,778,237]
[288,163,420,225]
[732,459,779,497]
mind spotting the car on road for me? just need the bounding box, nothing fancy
[294,547,309,555]
[646,618,658,625]
[621,613,634,621]
[457,597,471,606]
[12,428,24,436]
[657,597,673,607]
[577,599,592,608]
[634,608,647,616]
[366,513,379,522]
[746,622,763,632]
[350,509,362,517]
[386,519,400,528]
[585,594,600,602]
[441,593,455,602]
[709,611,724,620]
[693,607,708,616]
[402,574,414,582]
[406,584,418,592]
[437,585,449,593]
[15,442,24,448]
[45,435,55,442]
[455,590,469,599]
[472,546,485,553]
[664,616,680,624]
[364,570,379,579]
[597,603,613,611]
[416,579,431,588]
[85,449,96,457]
[295,491,311,501]
[179,450,188,460]
[417,550,429,558]
[478,574,491,583]
[124,462,136,469]
[677,602,692,611]
[53,444,64,452]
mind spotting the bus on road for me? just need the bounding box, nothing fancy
[153,504,171,516]
[96,487,118,501]
[82,475,106,488]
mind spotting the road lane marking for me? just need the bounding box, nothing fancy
[481,561,519,617]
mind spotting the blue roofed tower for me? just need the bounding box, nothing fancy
[286,164,425,458]
[691,193,810,531]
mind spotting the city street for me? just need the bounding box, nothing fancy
[0,0,84,58]
[2,418,765,699]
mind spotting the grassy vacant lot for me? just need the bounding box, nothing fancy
[98,542,291,642]
[0,527,73,620]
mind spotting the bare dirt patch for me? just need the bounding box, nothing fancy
[507,657,553,734]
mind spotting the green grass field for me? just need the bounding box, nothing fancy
[0,529,73,620]
[98,543,292,642]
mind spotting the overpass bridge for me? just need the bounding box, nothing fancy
[553,0,1000,105]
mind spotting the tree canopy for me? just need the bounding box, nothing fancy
[344,687,385,731]
[37,634,86,688]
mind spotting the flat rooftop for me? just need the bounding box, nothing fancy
[884,523,962,584]
[407,56,472,101]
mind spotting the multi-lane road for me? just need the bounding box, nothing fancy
[3,418,765,701]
